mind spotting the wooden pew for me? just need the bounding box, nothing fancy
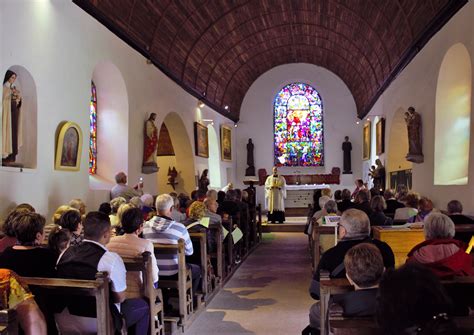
[311,224,338,272]
[122,252,164,335]
[0,309,17,335]
[208,223,224,285]
[372,224,474,267]
[319,271,352,335]
[322,274,474,335]
[20,272,114,334]
[189,232,209,299]
[256,204,263,243]
[222,217,235,279]
[153,239,193,328]
[328,303,474,334]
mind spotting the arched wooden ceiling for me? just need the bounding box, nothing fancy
[74,0,466,122]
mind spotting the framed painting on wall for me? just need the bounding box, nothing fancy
[221,125,232,161]
[376,118,385,155]
[363,122,371,160]
[55,121,83,171]
[194,122,209,158]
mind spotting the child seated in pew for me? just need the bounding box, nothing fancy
[305,243,384,334]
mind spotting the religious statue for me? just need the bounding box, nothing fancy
[142,113,159,174]
[2,70,23,167]
[245,138,255,176]
[342,136,352,174]
[405,106,424,163]
[265,166,287,223]
[167,166,178,190]
[198,169,210,193]
[373,159,386,192]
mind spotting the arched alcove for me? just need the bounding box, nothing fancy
[156,112,195,194]
[89,61,129,187]
[434,43,471,185]
[1,65,37,168]
[387,108,412,187]
[207,124,221,188]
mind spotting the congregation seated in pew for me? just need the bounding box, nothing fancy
[383,189,405,217]
[143,194,201,300]
[58,209,83,246]
[309,209,394,300]
[107,207,159,295]
[407,213,473,278]
[394,191,419,221]
[56,211,149,334]
[368,195,393,226]
[306,243,385,334]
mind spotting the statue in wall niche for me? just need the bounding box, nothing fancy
[245,138,255,176]
[405,106,424,163]
[342,136,352,174]
[142,112,159,174]
[167,166,178,190]
[2,70,23,167]
[198,169,210,193]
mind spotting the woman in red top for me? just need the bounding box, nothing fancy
[407,212,472,278]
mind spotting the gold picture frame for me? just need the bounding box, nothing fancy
[376,118,385,155]
[221,125,232,161]
[55,121,83,171]
[194,122,209,158]
[363,122,371,160]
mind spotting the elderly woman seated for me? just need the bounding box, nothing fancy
[406,213,473,278]
[109,197,127,228]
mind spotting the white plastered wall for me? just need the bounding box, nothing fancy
[365,1,474,214]
[236,63,362,205]
[0,0,234,219]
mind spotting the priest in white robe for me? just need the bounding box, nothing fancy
[265,166,287,223]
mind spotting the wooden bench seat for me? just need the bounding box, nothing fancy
[20,272,114,334]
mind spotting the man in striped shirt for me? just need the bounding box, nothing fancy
[143,194,201,297]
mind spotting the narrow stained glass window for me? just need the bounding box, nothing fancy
[274,82,324,166]
[89,81,97,175]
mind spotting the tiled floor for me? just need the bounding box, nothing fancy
[186,233,314,335]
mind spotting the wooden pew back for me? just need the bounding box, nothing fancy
[20,272,113,334]
[122,252,164,335]
[153,239,193,327]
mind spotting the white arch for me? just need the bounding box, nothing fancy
[90,61,129,185]
[156,112,196,194]
[207,124,221,188]
[434,43,471,185]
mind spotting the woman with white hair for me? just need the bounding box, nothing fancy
[406,213,472,278]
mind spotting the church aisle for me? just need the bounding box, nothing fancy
[186,233,314,334]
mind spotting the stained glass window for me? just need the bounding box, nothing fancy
[274,82,324,166]
[89,81,97,175]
